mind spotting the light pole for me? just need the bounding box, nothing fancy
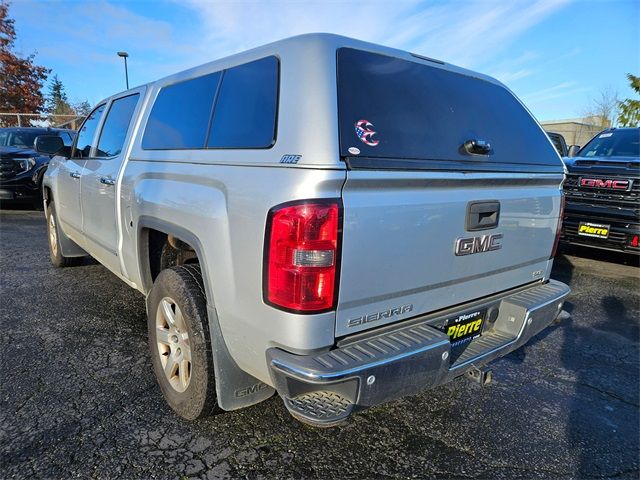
[117,51,129,89]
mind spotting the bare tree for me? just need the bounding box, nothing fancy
[581,86,620,128]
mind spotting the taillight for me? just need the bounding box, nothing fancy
[264,200,341,313]
[551,192,565,258]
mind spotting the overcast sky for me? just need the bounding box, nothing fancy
[10,0,640,121]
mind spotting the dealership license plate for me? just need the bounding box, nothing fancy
[578,222,610,239]
[441,309,486,346]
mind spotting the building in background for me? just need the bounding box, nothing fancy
[541,117,609,147]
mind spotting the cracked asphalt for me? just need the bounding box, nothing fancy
[1,209,638,479]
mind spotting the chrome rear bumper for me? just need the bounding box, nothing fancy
[267,279,570,426]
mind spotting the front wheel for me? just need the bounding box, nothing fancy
[46,201,82,267]
[147,264,218,420]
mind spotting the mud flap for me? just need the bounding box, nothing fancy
[44,201,86,258]
[206,305,275,410]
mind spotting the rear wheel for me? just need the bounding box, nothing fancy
[147,265,218,420]
[46,201,82,267]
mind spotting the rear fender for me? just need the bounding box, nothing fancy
[137,217,275,411]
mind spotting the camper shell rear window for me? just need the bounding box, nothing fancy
[337,48,562,172]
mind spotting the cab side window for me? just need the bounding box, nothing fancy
[73,104,106,158]
[95,94,140,157]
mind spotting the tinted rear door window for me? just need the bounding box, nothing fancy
[96,94,139,157]
[337,48,560,170]
[207,56,278,148]
[142,72,221,149]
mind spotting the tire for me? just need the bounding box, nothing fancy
[147,264,218,420]
[46,201,83,267]
[32,179,44,211]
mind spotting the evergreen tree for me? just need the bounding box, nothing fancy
[73,100,92,117]
[46,74,74,116]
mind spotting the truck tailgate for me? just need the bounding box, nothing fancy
[336,171,563,336]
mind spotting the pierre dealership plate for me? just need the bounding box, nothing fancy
[440,309,486,347]
[578,221,610,239]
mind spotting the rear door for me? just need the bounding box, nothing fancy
[335,48,565,336]
[80,91,141,274]
[57,104,105,239]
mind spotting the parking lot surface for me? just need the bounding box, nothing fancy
[1,209,638,479]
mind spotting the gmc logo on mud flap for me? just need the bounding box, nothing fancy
[455,234,503,256]
[234,382,269,398]
[579,178,631,190]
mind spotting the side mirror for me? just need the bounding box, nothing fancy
[34,135,65,156]
[567,145,581,157]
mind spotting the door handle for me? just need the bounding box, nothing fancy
[466,201,500,231]
[100,177,116,186]
[70,171,81,179]
[463,139,492,156]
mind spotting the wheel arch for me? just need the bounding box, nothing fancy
[137,215,275,410]
[43,185,52,209]
[137,217,212,300]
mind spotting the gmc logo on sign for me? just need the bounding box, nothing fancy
[579,178,631,190]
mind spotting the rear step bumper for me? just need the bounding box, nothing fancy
[267,279,570,427]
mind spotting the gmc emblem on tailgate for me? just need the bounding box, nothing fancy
[455,234,503,256]
[579,177,631,190]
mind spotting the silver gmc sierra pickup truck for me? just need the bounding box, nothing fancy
[37,34,570,427]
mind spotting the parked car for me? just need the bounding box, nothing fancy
[547,131,568,157]
[561,127,640,255]
[37,34,569,427]
[0,127,76,208]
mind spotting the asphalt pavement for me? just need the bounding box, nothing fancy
[1,209,638,479]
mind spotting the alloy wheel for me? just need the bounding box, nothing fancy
[155,297,192,392]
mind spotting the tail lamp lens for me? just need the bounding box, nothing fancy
[265,201,340,312]
[551,192,565,258]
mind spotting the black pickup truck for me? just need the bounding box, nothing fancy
[561,127,640,255]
